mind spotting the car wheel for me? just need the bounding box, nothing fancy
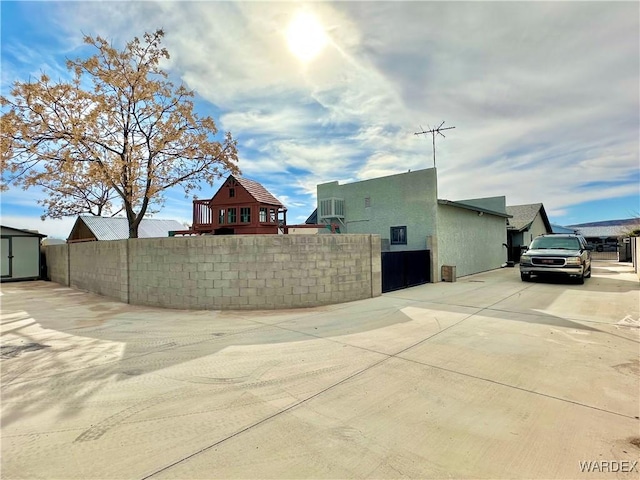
[577,274,584,285]
[521,273,531,282]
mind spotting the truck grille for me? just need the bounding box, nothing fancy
[532,257,566,266]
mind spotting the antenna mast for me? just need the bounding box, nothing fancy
[414,121,455,168]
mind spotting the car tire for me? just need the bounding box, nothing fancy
[577,274,584,285]
[521,273,531,282]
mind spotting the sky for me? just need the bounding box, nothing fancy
[1,1,639,239]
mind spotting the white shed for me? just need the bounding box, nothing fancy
[1,226,47,282]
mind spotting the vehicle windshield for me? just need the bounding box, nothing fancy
[529,236,581,250]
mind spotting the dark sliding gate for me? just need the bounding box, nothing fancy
[381,250,430,293]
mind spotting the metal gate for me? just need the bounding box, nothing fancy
[381,250,430,293]
[590,250,619,261]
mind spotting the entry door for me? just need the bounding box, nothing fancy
[1,237,11,278]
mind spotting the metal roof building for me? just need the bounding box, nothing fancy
[571,225,629,238]
[551,224,577,234]
[569,218,640,239]
[67,216,185,242]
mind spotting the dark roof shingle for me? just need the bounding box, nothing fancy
[506,203,552,232]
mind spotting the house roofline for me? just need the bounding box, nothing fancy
[208,174,284,208]
[438,199,511,218]
[1,225,47,237]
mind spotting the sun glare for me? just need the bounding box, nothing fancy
[286,11,328,62]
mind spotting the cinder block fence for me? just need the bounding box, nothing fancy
[46,235,382,309]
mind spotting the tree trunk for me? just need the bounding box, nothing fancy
[124,201,139,239]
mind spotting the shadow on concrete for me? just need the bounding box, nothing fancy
[1,260,637,429]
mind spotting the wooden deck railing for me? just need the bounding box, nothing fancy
[192,199,214,232]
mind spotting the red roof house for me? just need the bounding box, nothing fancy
[190,175,287,235]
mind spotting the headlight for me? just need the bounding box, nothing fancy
[565,257,582,265]
[520,255,531,263]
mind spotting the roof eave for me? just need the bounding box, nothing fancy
[0,225,47,237]
[438,199,512,218]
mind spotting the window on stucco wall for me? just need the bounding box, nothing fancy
[391,226,407,245]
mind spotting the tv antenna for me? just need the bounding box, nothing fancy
[414,121,455,168]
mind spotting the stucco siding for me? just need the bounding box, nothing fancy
[318,169,438,251]
[527,214,549,243]
[437,205,507,278]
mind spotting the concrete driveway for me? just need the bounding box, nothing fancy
[1,261,639,479]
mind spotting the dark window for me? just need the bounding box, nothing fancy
[269,209,276,223]
[365,197,371,208]
[259,207,267,223]
[229,188,235,198]
[227,208,237,223]
[241,207,251,223]
[218,209,225,224]
[391,226,407,245]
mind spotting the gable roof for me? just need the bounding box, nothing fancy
[208,174,283,208]
[305,208,318,224]
[69,216,184,241]
[506,203,552,232]
[234,176,284,207]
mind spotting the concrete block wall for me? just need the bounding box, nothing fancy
[46,244,69,286]
[48,234,381,310]
[128,234,380,309]
[69,240,129,303]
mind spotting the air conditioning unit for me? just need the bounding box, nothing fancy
[319,198,345,220]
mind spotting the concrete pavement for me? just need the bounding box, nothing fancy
[1,261,639,479]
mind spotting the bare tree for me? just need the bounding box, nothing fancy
[1,29,239,237]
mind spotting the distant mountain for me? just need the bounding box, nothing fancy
[568,218,640,228]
